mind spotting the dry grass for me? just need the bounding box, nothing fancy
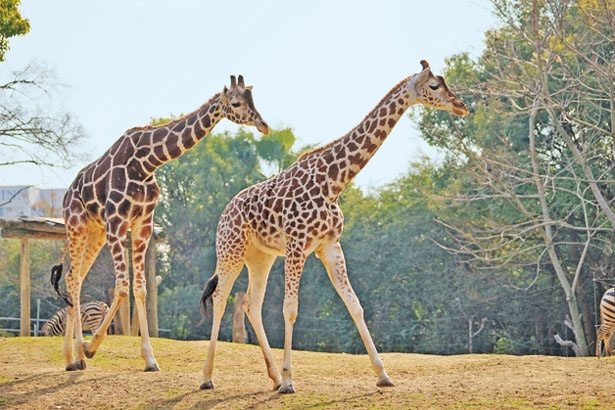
[1,336,614,409]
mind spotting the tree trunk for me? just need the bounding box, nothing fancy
[528,102,588,356]
[232,292,246,343]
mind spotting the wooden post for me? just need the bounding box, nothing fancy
[232,292,246,343]
[19,238,30,336]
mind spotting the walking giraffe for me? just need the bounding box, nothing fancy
[200,61,468,393]
[51,75,269,372]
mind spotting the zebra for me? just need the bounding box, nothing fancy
[41,301,109,336]
[596,287,615,358]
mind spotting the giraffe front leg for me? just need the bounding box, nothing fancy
[132,232,159,372]
[279,298,298,394]
[278,245,307,394]
[317,242,394,388]
[133,283,159,371]
[127,227,160,372]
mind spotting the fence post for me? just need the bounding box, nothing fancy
[232,292,246,343]
[35,299,40,336]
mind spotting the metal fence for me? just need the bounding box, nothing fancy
[0,299,46,336]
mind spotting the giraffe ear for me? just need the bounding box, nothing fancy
[415,61,431,85]
[245,85,253,91]
[222,85,229,102]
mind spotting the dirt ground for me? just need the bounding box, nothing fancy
[1,336,614,409]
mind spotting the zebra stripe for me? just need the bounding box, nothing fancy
[596,288,615,358]
[41,301,109,336]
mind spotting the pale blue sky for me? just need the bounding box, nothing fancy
[1,0,496,191]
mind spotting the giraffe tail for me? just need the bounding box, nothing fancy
[199,275,219,324]
[50,246,73,307]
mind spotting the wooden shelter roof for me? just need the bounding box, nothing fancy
[0,216,66,240]
[0,216,164,241]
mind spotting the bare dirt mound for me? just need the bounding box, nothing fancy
[1,336,614,409]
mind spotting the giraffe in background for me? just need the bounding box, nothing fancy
[200,61,468,393]
[51,75,269,372]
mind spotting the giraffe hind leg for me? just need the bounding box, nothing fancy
[244,248,282,389]
[201,267,243,390]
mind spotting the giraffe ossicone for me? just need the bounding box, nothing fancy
[51,75,269,372]
[200,60,468,393]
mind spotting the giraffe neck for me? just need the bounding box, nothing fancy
[135,93,225,172]
[308,76,418,199]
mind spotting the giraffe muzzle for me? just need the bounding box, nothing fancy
[452,101,469,117]
[256,121,270,135]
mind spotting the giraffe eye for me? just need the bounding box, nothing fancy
[231,102,241,108]
[429,84,440,91]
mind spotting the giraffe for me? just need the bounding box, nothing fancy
[200,60,468,393]
[50,75,269,372]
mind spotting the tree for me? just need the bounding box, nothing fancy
[0,0,29,62]
[415,0,615,356]
[0,63,86,170]
[0,1,86,177]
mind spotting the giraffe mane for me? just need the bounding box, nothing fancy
[124,92,223,134]
[297,75,412,161]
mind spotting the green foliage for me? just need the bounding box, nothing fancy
[255,128,297,173]
[0,0,29,62]
[157,285,203,340]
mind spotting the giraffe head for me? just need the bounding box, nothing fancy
[222,75,270,134]
[412,60,468,117]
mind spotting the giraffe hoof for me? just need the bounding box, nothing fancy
[200,381,215,390]
[376,377,395,387]
[82,342,96,359]
[144,363,160,372]
[278,384,296,394]
[66,360,86,371]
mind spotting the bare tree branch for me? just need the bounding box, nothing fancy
[0,185,30,207]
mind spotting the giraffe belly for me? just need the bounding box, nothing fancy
[250,233,286,257]
[249,229,332,258]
